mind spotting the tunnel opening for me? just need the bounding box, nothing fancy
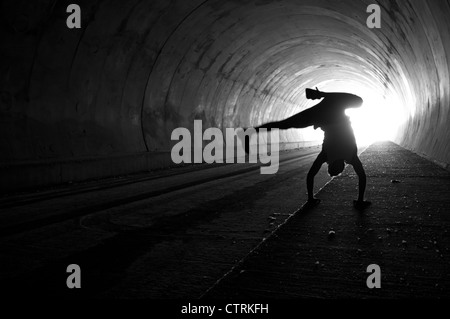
[1,0,449,192]
[142,0,420,156]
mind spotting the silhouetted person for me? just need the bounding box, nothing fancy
[251,88,371,210]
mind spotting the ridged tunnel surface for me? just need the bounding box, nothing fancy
[1,0,449,190]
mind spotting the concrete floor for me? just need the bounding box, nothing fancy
[0,146,329,298]
[206,142,450,299]
[1,142,449,299]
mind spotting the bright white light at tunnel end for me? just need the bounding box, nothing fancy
[345,91,407,146]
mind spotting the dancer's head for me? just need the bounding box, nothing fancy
[328,160,345,177]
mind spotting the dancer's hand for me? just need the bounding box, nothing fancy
[353,200,372,211]
[306,197,321,207]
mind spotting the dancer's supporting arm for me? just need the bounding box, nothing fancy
[306,151,327,203]
[350,155,372,209]
[352,155,367,201]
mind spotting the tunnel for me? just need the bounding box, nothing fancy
[1,0,449,191]
[1,0,450,302]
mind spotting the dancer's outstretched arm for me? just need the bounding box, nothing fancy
[255,107,316,131]
[253,88,362,131]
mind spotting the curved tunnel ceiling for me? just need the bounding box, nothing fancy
[1,0,449,173]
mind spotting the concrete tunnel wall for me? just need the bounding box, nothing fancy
[1,0,449,191]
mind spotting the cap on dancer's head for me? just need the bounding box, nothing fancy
[328,160,345,177]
